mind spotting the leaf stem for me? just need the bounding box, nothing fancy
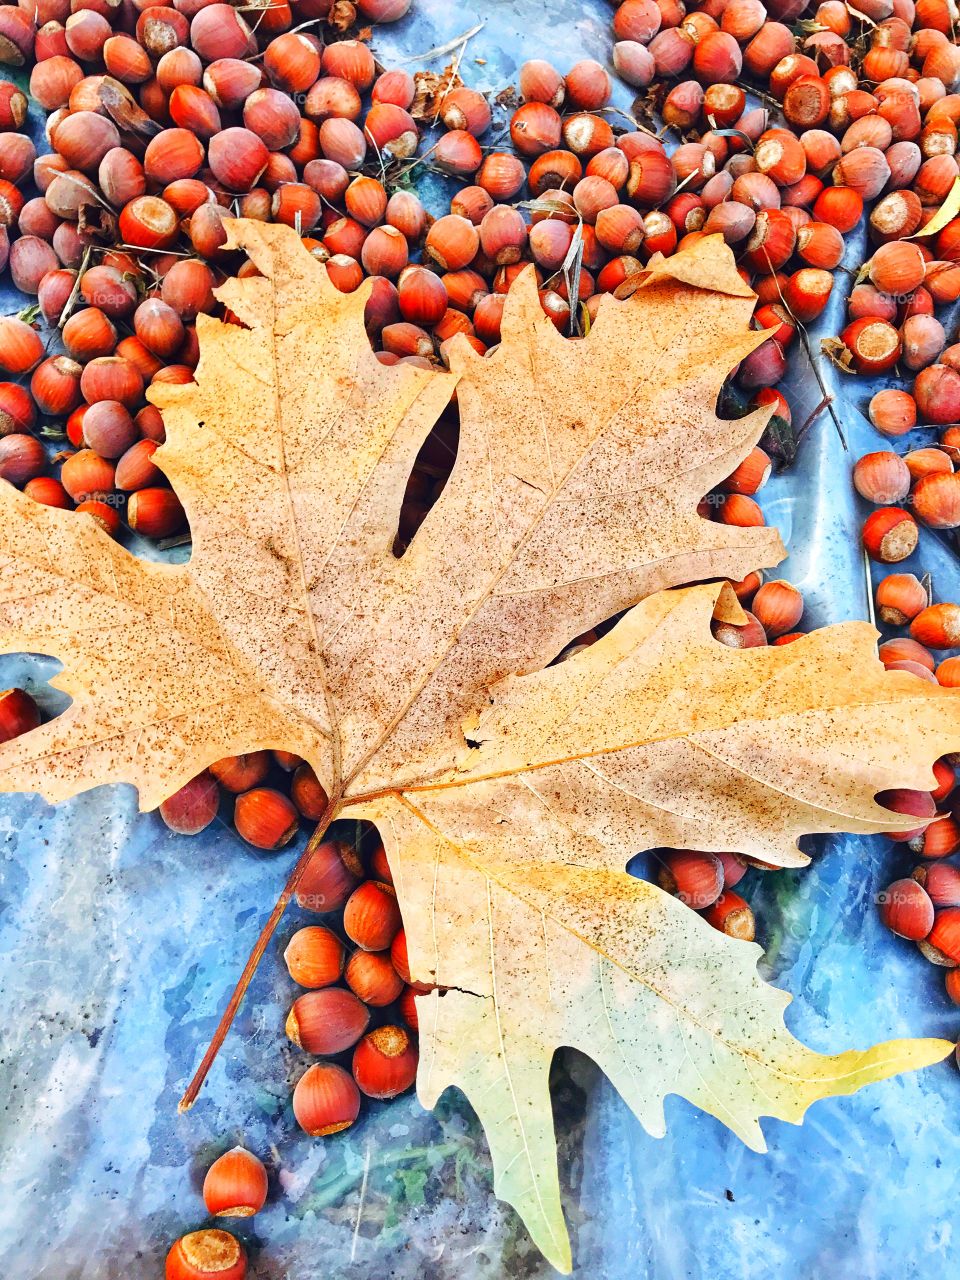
[178,795,340,1111]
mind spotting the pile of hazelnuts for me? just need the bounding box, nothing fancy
[0,0,417,548]
[116,752,424,1150]
[853,446,960,994]
[604,0,960,997]
[158,761,423,1139]
[165,828,422,1280]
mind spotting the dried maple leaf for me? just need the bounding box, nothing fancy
[0,224,784,806]
[0,222,955,1272]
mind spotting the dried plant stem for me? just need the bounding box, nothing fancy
[396,22,484,65]
[179,795,339,1111]
[246,15,323,59]
[434,28,472,123]
[797,392,832,441]
[762,266,847,452]
[351,1142,372,1261]
[798,325,847,451]
[157,533,193,550]
[58,246,92,330]
[597,103,658,137]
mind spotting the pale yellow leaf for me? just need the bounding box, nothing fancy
[355,583,959,1269]
[0,225,953,1275]
[0,221,783,806]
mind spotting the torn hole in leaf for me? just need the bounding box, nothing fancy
[221,312,251,332]
[873,786,937,837]
[393,401,460,557]
[0,653,73,736]
[116,499,194,561]
[548,629,601,667]
[546,606,630,669]
[625,850,651,883]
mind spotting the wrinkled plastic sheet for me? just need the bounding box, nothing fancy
[0,2,958,1277]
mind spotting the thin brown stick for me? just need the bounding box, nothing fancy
[58,246,92,331]
[433,28,472,124]
[395,22,484,66]
[797,392,832,441]
[597,104,658,138]
[762,265,848,452]
[178,796,339,1111]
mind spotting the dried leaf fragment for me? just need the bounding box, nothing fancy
[411,63,463,119]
